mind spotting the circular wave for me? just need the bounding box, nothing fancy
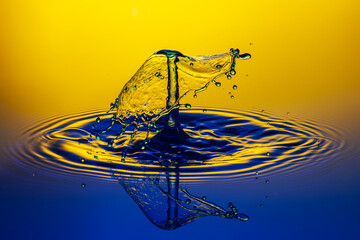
[6,108,344,183]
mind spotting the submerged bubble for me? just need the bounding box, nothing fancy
[96,117,101,123]
[215,82,221,87]
[216,64,222,69]
[265,180,270,184]
[202,196,207,200]
[233,85,237,90]
[227,75,232,80]
[185,199,191,204]
[230,95,234,99]
[81,183,86,188]
[185,104,192,109]
[81,158,85,163]
[203,109,207,113]
[32,172,36,177]
[230,69,236,75]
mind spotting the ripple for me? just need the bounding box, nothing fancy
[6,108,345,183]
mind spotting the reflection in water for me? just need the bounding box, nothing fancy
[116,168,248,230]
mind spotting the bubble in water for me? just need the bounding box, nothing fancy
[185,199,191,204]
[230,69,236,75]
[203,109,207,113]
[230,95,234,99]
[32,172,36,177]
[260,204,263,207]
[265,180,270,184]
[202,196,207,200]
[81,183,86,188]
[96,117,101,123]
[216,64,222,69]
[233,85,237,90]
[190,63,193,66]
[81,158,85,163]
[185,104,192,109]
[266,152,270,156]
[227,75,232,80]
[215,82,221,87]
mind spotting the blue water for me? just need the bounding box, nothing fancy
[0,108,359,239]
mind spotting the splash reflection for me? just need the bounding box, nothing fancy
[117,167,248,230]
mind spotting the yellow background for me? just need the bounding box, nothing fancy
[1,0,359,132]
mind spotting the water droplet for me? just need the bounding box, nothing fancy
[202,196,207,200]
[193,94,197,98]
[230,69,236,75]
[96,117,101,123]
[185,199,191,204]
[265,180,270,184]
[230,95,234,99]
[227,75,232,80]
[238,214,249,221]
[190,63,193,66]
[203,109,207,113]
[233,85,237,90]
[141,146,145,150]
[96,134,100,140]
[81,183,86,188]
[266,152,270,156]
[185,104,192,109]
[214,211,220,216]
[107,142,113,147]
[216,64,222,69]
[81,158,85,163]
[215,82,221,87]
[238,53,251,60]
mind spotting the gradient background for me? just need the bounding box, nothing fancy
[0,1,359,239]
